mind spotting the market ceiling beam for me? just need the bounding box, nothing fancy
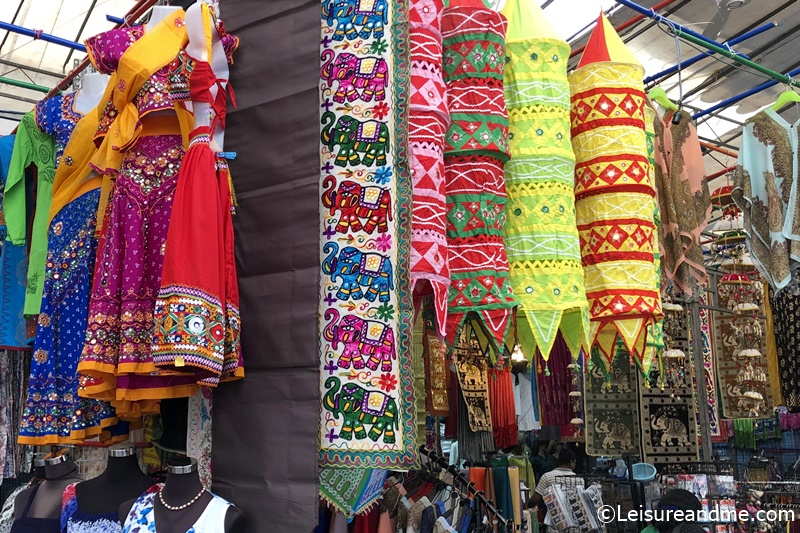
[0,91,37,105]
[0,59,64,79]
[62,0,99,72]
[0,0,25,54]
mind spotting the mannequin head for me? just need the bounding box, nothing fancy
[44,450,78,479]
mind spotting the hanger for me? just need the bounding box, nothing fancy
[771,89,800,111]
[647,86,679,112]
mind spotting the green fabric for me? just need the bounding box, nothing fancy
[4,111,55,316]
[508,455,536,490]
[643,105,664,376]
[503,35,588,359]
[733,419,756,450]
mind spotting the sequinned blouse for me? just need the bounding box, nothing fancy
[84,26,239,135]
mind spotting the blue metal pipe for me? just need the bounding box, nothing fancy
[0,21,85,52]
[692,65,800,120]
[644,22,777,86]
[106,15,125,24]
[614,0,750,60]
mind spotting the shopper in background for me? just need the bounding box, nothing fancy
[527,449,579,532]
[547,441,562,466]
[640,489,704,533]
[531,441,555,480]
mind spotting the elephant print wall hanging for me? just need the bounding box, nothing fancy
[319,0,417,472]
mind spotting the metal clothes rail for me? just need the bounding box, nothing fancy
[615,0,797,88]
[0,21,86,52]
[644,22,778,87]
[0,76,49,94]
[693,65,800,120]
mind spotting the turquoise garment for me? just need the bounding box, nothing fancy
[733,110,800,291]
[0,135,29,348]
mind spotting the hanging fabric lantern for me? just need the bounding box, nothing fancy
[500,0,589,362]
[711,184,734,207]
[410,0,451,334]
[442,0,516,352]
[569,14,661,370]
[643,102,664,377]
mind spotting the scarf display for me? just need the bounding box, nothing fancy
[500,0,588,362]
[487,365,518,450]
[319,0,417,469]
[442,0,515,352]
[568,14,661,371]
[585,344,641,457]
[652,110,711,295]
[409,0,450,334]
[732,110,799,291]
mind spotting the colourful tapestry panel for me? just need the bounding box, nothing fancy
[442,0,515,353]
[585,345,641,457]
[714,306,775,420]
[569,14,661,370]
[319,0,417,469]
[501,0,588,361]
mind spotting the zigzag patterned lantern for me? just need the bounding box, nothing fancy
[501,0,589,362]
[569,14,661,370]
[410,0,450,335]
[442,0,516,352]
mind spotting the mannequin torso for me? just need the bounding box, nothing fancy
[119,463,244,532]
[14,458,82,520]
[185,3,229,152]
[146,6,181,31]
[73,72,109,114]
[74,453,153,514]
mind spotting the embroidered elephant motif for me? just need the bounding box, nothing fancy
[323,377,399,443]
[323,309,396,371]
[322,0,389,41]
[321,50,389,103]
[322,242,394,302]
[322,176,393,234]
[321,111,390,168]
[651,414,690,447]
[594,419,633,450]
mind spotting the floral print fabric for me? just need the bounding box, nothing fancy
[60,482,122,533]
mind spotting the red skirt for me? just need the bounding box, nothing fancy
[151,126,243,386]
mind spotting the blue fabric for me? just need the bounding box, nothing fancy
[20,189,118,443]
[0,135,28,349]
[34,93,82,166]
[529,364,540,427]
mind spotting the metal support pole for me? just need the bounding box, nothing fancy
[689,297,713,461]
[614,0,749,57]
[0,21,86,52]
[644,22,778,86]
[0,76,50,93]
[693,65,800,120]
